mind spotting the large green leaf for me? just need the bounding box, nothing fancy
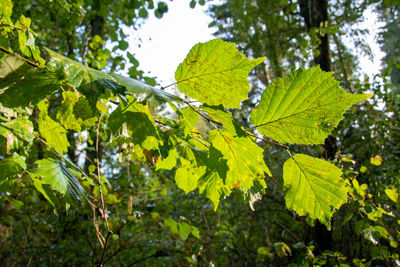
[0,55,61,108]
[56,91,82,131]
[0,0,13,60]
[0,153,26,191]
[35,159,84,199]
[174,158,206,193]
[108,97,162,150]
[209,129,270,191]
[37,118,69,154]
[46,50,181,104]
[46,49,123,104]
[175,38,265,108]
[55,91,96,132]
[197,145,229,209]
[177,106,199,136]
[111,73,183,103]
[283,154,348,229]
[198,171,226,210]
[156,148,178,170]
[251,67,372,144]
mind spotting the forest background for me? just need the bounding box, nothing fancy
[0,0,399,266]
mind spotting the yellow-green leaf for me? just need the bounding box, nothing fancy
[385,188,398,203]
[283,154,348,229]
[251,67,372,144]
[175,38,265,108]
[38,115,70,154]
[370,155,382,166]
[35,159,84,198]
[209,129,271,191]
[156,149,178,170]
[175,158,206,193]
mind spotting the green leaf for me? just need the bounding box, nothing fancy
[156,149,178,170]
[31,175,57,206]
[209,129,271,191]
[274,242,292,257]
[138,8,148,18]
[0,55,61,108]
[178,222,191,241]
[108,99,163,150]
[283,154,348,229]
[178,106,199,136]
[0,153,26,190]
[198,171,225,210]
[385,188,398,203]
[35,159,84,198]
[370,155,382,166]
[191,226,200,239]
[201,104,245,135]
[175,158,206,193]
[110,73,182,103]
[118,40,129,50]
[0,117,34,153]
[372,226,388,239]
[45,50,181,104]
[175,38,265,108]
[164,218,178,234]
[198,147,228,209]
[57,91,83,131]
[0,0,13,24]
[0,0,12,59]
[38,114,70,154]
[251,67,372,144]
[46,49,123,104]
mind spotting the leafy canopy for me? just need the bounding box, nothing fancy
[0,3,371,229]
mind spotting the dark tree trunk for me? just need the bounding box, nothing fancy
[299,0,336,253]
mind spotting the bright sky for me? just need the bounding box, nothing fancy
[356,7,385,78]
[128,1,215,87]
[126,1,384,86]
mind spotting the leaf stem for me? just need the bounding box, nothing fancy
[97,232,111,267]
[0,45,41,68]
[246,131,289,149]
[0,23,23,31]
[189,133,209,148]
[95,113,111,233]
[161,81,179,90]
[184,101,222,126]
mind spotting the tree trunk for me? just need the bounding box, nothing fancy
[299,0,336,253]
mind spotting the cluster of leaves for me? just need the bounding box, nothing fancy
[3,0,399,266]
[1,0,370,230]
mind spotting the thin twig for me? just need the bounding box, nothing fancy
[184,101,222,125]
[98,232,111,267]
[82,26,92,60]
[161,81,179,90]
[246,131,288,149]
[274,220,301,242]
[0,45,41,68]
[0,23,23,31]
[88,199,105,248]
[134,188,163,194]
[95,113,111,232]
[189,133,209,148]
[153,119,171,128]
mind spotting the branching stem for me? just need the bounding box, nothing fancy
[95,113,111,233]
[0,45,41,68]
